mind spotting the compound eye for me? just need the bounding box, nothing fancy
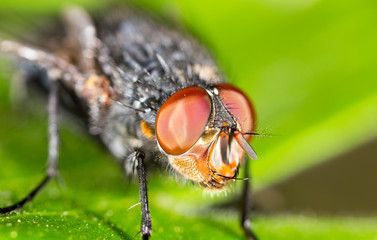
[217,83,256,141]
[156,87,212,155]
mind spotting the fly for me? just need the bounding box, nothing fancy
[0,6,259,240]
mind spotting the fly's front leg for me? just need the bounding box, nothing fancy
[124,150,152,239]
[136,151,152,239]
[241,159,259,240]
[0,79,60,214]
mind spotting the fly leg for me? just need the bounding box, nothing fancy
[124,150,152,239]
[0,38,86,90]
[136,151,152,239]
[0,79,60,214]
[241,159,259,240]
[62,5,97,73]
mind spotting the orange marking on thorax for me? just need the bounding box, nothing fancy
[141,120,155,140]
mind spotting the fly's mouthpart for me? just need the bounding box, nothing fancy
[202,127,258,188]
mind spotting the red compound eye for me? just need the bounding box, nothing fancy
[156,87,212,155]
[217,83,256,141]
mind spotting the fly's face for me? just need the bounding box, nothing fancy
[155,84,257,190]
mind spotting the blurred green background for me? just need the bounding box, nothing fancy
[0,0,377,239]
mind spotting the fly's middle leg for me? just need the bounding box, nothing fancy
[0,79,60,214]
